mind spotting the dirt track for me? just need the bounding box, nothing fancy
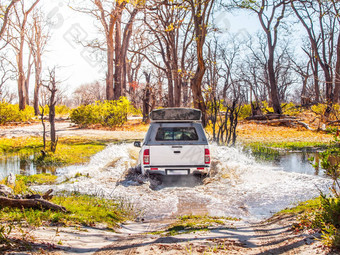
[93,214,325,255]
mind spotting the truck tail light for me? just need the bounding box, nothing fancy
[205,148,210,164]
[143,149,150,165]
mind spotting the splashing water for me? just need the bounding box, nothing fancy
[32,143,332,222]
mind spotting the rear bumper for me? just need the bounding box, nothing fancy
[143,165,210,176]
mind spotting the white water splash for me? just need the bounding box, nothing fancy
[33,143,332,222]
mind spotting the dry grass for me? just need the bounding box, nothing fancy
[87,119,149,132]
[237,123,333,145]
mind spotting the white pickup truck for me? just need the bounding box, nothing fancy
[134,108,210,176]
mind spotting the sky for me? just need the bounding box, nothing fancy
[25,0,260,94]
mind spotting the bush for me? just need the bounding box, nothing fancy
[301,133,340,249]
[39,105,71,117]
[282,102,301,116]
[239,104,252,120]
[311,103,340,120]
[70,97,135,128]
[0,101,34,124]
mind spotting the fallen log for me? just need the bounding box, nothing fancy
[246,114,297,121]
[0,196,67,212]
[253,119,313,130]
[327,120,340,125]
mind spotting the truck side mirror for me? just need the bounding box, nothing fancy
[134,141,141,147]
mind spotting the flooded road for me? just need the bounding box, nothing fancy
[29,143,332,222]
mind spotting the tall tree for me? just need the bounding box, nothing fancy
[27,9,50,115]
[330,0,340,103]
[7,0,40,110]
[70,0,143,101]
[291,0,339,113]
[141,0,195,107]
[185,0,214,125]
[231,0,289,114]
[0,0,19,41]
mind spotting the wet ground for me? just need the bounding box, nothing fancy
[30,143,332,222]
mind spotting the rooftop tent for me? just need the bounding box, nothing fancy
[150,108,202,122]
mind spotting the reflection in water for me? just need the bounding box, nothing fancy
[0,154,56,179]
[272,152,323,176]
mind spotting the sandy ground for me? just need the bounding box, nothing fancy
[0,121,146,140]
[4,214,330,255]
[0,122,335,254]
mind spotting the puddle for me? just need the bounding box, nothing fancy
[272,152,323,176]
[0,154,56,179]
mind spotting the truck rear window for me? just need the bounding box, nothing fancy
[155,127,198,141]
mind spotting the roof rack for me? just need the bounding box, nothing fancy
[150,108,201,122]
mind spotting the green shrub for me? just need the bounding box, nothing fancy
[302,133,340,249]
[239,104,252,119]
[55,105,71,116]
[39,105,71,117]
[282,102,301,116]
[0,101,34,124]
[311,103,340,120]
[70,97,135,128]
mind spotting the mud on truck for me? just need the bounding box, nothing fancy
[134,108,211,176]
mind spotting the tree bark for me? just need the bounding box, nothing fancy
[114,11,122,100]
[268,47,282,114]
[14,0,41,110]
[334,32,340,103]
[107,38,114,100]
[143,72,151,123]
[312,50,320,103]
[188,0,213,127]
[33,54,42,115]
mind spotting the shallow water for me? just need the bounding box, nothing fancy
[28,143,332,222]
[0,154,56,179]
[273,152,323,176]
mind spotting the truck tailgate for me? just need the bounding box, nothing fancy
[150,145,205,166]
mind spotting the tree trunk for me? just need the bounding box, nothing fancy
[267,45,282,114]
[114,14,122,100]
[48,69,58,153]
[334,32,340,103]
[143,72,151,123]
[173,70,181,107]
[191,17,207,126]
[312,52,320,103]
[106,39,114,100]
[33,56,42,115]
[166,72,174,107]
[0,196,66,212]
[17,35,26,110]
[182,81,189,107]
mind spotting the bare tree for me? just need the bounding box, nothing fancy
[73,81,105,106]
[291,0,339,114]
[0,0,19,41]
[230,0,289,115]
[70,0,143,101]
[0,53,16,100]
[138,0,194,107]
[27,9,50,115]
[185,0,215,125]
[7,0,40,110]
[330,0,340,103]
[42,68,59,153]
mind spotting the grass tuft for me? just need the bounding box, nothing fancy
[151,215,239,236]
